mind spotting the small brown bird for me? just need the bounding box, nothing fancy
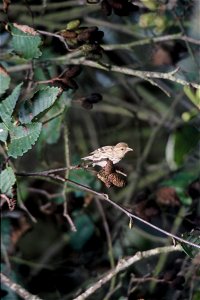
[81,142,133,167]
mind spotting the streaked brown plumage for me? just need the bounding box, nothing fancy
[81,142,133,167]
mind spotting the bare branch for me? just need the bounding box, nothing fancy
[103,33,200,51]
[16,171,200,250]
[65,59,200,90]
[72,245,182,300]
[0,273,43,300]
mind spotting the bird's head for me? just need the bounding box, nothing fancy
[114,142,133,158]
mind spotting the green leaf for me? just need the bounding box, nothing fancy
[0,83,22,126]
[0,166,16,197]
[0,123,8,142]
[166,125,200,169]
[9,23,42,60]
[0,65,11,96]
[181,230,200,258]
[18,86,62,124]
[7,122,42,158]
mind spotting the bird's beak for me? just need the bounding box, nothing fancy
[127,147,133,152]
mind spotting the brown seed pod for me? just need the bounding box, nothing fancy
[101,0,112,16]
[104,159,114,175]
[110,0,123,10]
[81,100,93,110]
[59,30,77,39]
[108,172,126,187]
[77,31,91,43]
[97,169,112,188]
[64,66,82,78]
[85,93,102,103]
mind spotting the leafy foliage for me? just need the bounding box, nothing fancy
[0,123,8,142]
[0,66,11,96]
[0,83,23,127]
[7,122,42,158]
[0,166,16,197]
[9,23,42,59]
[0,82,44,158]
[181,230,200,258]
[18,86,62,124]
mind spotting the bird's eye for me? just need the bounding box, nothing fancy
[121,148,124,150]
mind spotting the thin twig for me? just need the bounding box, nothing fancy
[37,30,72,51]
[62,121,77,232]
[72,245,182,300]
[16,171,200,250]
[103,33,200,51]
[17,185,37,223]
[0,273,43,300]
[6,58,200,91]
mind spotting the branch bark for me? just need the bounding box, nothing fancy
[0,273,43,300]
[72,245,182,300]
[16,171,200,250]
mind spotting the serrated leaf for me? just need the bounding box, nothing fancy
[7,122,42,158]
[18,86,62,124]
[9,23,42,60]
[0,123,8,142]
[0,166,16,197]
[0,65,11,96]
[181,230,200,258]
[0,83,22,126]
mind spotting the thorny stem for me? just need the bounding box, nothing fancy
[16,171,200,250]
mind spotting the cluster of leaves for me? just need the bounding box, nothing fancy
[0,68,61,159]
[0,21,104,207]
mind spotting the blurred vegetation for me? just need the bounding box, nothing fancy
[0,0,200,299]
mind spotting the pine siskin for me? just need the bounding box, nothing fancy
[81,142,133,167]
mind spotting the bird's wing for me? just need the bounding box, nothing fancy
[81,146,113,161]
